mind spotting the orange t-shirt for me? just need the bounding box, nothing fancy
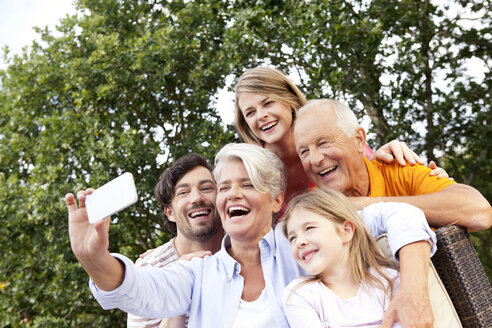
[364,157,455,197]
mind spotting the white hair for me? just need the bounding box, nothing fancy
[297,99,360,137]
[213,143,286,199]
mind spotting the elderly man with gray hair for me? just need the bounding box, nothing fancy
[293,98,492,327]
[293,99,491,231]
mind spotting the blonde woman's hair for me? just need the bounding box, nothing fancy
[283,189,395,298]
[234,67,307,144]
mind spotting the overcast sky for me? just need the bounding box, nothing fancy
[0,0,76,68]
[0,1,484,127]
[0,0,237,123]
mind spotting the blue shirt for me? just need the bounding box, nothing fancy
[90,202,436,327]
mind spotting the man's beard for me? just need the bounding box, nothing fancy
[181,205,221,242]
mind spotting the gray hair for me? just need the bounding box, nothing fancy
[213,143,286,199]
[297,99,359,137]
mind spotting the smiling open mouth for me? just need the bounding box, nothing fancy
[261,121,278,131]
[228,206,250,218]
[319,165,337,177]
[302,250,317,262]
[188,209,211,218]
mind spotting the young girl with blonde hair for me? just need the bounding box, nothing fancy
[282,189,401,328]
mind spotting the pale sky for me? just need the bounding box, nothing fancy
[0,0,76,68]
[0,0,485,127]
[0,0,236,123]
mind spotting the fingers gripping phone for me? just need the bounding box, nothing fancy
[85,172,138,224]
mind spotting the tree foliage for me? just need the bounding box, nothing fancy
[0,0,490,326]
[224,0,491,276]
[0,0,236,325]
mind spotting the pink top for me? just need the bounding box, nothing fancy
[365,143,374,157]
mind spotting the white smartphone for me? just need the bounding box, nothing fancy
[85,172,138,224]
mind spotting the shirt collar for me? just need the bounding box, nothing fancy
[364,157,386,197]
[217,228,276,282]
[261,225,277,254]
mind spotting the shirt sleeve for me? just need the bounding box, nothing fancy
[89,253,194,319]
[282,281,325,328]
[398,163,455,195]
[359,202,437,260]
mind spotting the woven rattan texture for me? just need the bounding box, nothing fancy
[432,225,492,328]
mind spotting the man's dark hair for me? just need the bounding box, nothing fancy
[154,153,214,235]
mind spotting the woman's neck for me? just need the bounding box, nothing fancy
[228,237,261,264]
[228,236,266,302]
[263,129,298,162]
[264,132,310,200]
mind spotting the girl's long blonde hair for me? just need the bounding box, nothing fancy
[234,67,307,144]
[283,189,396,299]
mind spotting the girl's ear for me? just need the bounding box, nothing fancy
[341,221,355,243]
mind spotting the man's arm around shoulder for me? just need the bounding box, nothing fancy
[351,183,492,232]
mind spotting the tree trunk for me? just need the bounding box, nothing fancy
[421,0,436,161]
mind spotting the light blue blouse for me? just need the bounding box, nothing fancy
[90,202,436,327]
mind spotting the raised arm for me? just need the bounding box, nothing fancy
[65,190,125,290]
[352,183,492,232]
[67,190,195,320]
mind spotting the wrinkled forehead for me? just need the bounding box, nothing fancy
[294,109,339,144]
[296,105,336,129]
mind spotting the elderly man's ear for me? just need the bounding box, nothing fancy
[355,126,367,154]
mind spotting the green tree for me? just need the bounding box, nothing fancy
[1,0,490,326]
[225,0,491,276]
[0,0,236,326]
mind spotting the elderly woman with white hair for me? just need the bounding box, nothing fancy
[65,143,436,327]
